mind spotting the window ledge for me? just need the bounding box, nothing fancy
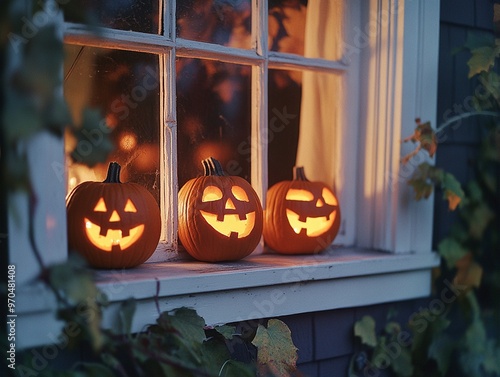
[16,247,440,350]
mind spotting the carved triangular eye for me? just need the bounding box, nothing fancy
[124,199,138,212]
[202,186,223,202]
[94,198,107,212]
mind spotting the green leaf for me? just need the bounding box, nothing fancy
[157,307,206,346]
[428,334,454,375]
[390,346,414,377]
[408,177,434,200]
[69,108,114,167]
[467,202,495,238]
[253,319,298,376]
[218,359,256,377]
[118,298,136,336]
[438,238,469,270]
[442,172,465,210]
[467,45,500,78]
[77,363,115,377]
[49,255,105,350]
[3,93,43,143]
[483,342,500,374]
[354,315,377,348]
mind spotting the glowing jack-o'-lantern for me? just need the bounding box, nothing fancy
[178,157,263,262]
[263,166,341,254]
[66,162,161,269]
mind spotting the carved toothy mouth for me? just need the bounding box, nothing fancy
[84,218,145,252]
[286,209,336,237]
[199,211,256,238]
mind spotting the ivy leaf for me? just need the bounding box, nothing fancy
[454,253,483,290]
[253,319,298,376]
[3,93,43,143]
[467,202,495,239]
[428,334,454,375]
[401,119,437,163]
[390,346,414,377]
[467,43,500,79]
[483,342,500,375]
[69,108,114,167]
[463,32,499,78]
[438,237,469,270]
[76,363,115,377]
[157,307,206,346]
[354,315,377,348]
[408,177,434,200]
[442,172,465,210]
[117,299,136,336]
[49,254,105,350]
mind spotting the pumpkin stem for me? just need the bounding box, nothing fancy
[293,166,309,181]
[202,157,226,176]
[103,162,122,183]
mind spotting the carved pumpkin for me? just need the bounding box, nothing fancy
[178,157,263,262]
[66,162,161,269]
[263,166,341,254]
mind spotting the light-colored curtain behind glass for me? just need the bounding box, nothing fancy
[295,0,344,192]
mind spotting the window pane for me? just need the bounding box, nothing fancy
[63,0,161,34]
[268,69,302,187]
[64,45,161,203]
[268,68,343,189]
[268,0,344,60]
[177,58,251,187]
[176,0,252,49]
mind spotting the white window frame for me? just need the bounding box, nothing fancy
[10,0,441,350]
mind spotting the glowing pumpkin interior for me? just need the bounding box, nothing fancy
[84,197,145,252]
[199,185,256,238]
[285,187,338,237]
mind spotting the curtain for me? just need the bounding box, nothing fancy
[295,0,344,191]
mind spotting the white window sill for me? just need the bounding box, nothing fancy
[16,247,440,350]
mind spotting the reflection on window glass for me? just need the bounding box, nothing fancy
[268,69,302,187]
[64,45,161,203]
[268,0,307,56]
[268,0,344,60]
[176,0,251,49]
[176,58,251,187]
[63,0,161,34]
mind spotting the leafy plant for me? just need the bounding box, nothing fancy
[15,256,299,377]
[350,6,500,377]
[1,2,300,376]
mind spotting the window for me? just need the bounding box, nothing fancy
[62,0,358,260]
[11,0,442,349]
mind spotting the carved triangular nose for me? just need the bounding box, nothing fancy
[316,198,324,207]
[225,198,236,210]
[109,210,121,222]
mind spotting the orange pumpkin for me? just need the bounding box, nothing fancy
[178,157,263,262]
[66,162,161,269]
[263,166,341,254]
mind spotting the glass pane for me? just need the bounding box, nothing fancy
[268,69,302,187]
[268,68,343,187]
[64,45,161,203]
[177,58,251,188]
[268,0,344,60]
[63,0,161,34]
[176,0,252,49]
